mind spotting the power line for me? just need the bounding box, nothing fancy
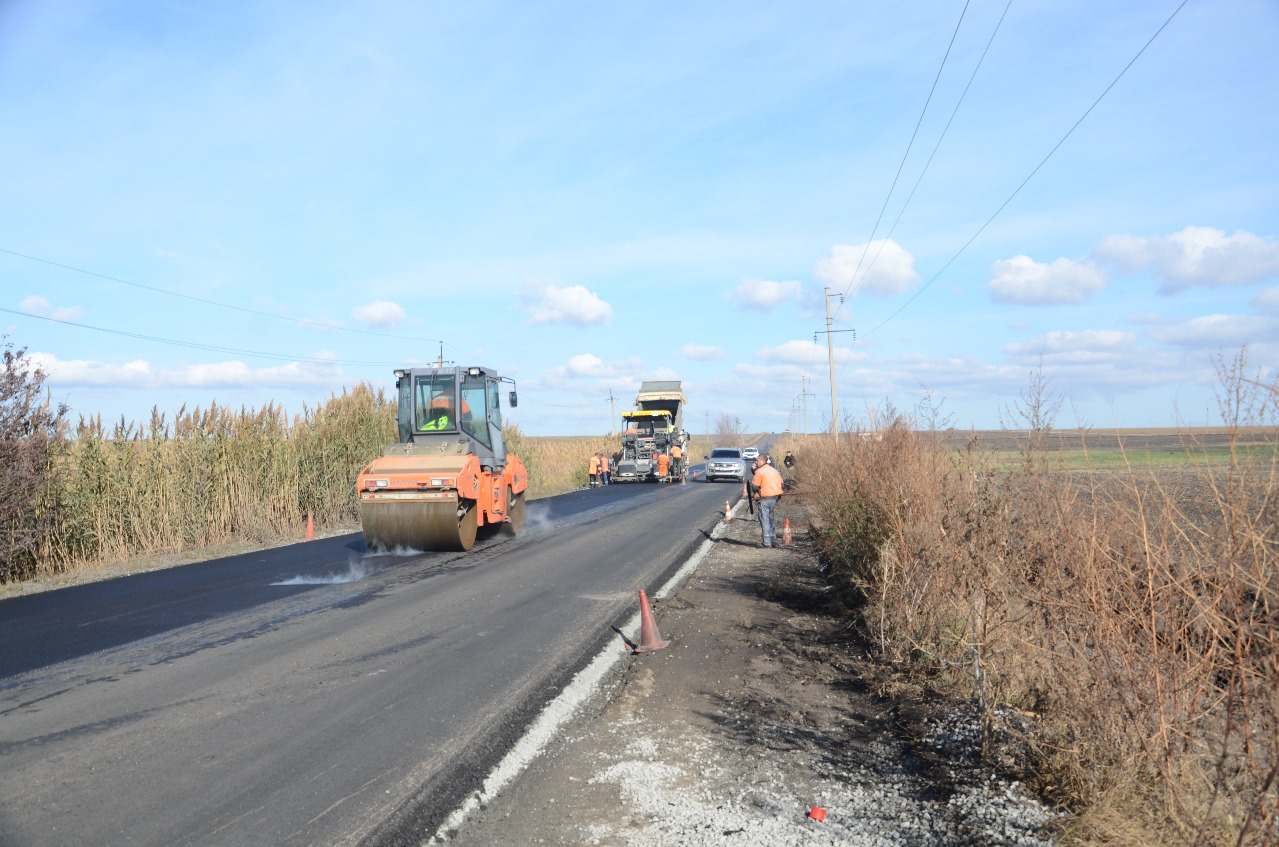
[0,245,441,344]
[810,1,972,403]
[855,0,1013,297]
[835,0,972,315]
[862,0,1190,340]
[0,307,396,367]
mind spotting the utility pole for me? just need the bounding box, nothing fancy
[705,410,710,437]
[799,375,816,435]
[437,341,444,368]
[816,288,854,443]
[607,389,617,436]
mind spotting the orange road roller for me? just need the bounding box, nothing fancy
[357,365,528,552]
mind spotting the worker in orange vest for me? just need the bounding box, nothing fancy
[588,453,601,488]
[598,452,611,486]
[669,444,684,480]
[655,451,671,482]
[750,454,785,547]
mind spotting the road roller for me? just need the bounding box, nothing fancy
[357,365,528,552]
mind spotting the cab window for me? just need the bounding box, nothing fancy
[461,373,491,448]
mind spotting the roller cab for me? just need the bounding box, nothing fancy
[357,366,527,552]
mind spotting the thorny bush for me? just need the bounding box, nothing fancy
[797,356,1278,846]
[0,339,68,581]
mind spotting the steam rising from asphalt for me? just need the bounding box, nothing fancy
[364,544,424,557]
[271,558,377,585]
[522,510,556,534]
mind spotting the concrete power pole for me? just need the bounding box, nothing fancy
[799,375,816,435]
[607,390,617,436]
[817,288,853,443]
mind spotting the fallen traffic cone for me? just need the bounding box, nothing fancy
[633,589,669,653]
[305,513,315,541]
[724,500,732,521]
[782,518,792,546]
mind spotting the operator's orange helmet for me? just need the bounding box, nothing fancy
[430,395,452,410]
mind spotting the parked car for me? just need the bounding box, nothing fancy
[742,446,760,460]
[704,447,746,482]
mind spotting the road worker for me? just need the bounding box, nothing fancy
[599,452,611,486]
[750,454,785,547]
[669,443,684,481]
[588,453,602,488]
[656,450,671,482]
[420,393,471,432]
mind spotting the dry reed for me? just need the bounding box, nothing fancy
[8,392,698,582]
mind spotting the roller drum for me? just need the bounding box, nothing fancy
[360,497,478,552]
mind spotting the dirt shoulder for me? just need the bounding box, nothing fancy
[444,495,1057,847]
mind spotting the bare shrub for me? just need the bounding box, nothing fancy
[0,339,69,580]
[804,356,1279,845]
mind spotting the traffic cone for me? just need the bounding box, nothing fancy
[633,589,669,653]
[782,518,792,546]
[724,500,732,521]
[305,513,315,541]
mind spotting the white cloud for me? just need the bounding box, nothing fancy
[563,353,612,377]
[520,282,612,326]
[814,240,919,297]
[18,295,50,314]
[1093,226,1279,293]
[28,353,342,389]
[18,295,81,321]
[1255,286,1279,310]
[1151,314,1278,347]
[985,255,1106,305]
[756,339,860,365]
[729,278,801,311]
[1004,329,1138,363]
[352,300,406,327]
[543,353,642,382]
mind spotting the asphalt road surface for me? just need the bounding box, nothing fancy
[0,479,742,847]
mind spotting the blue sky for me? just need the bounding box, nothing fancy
[3,0,1277,437]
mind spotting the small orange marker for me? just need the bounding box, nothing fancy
[808,806,827,822]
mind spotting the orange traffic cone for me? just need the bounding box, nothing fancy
[305,513,315,541]
[633,589,669,653]
[724,500,732,521]
[782,518,792,546]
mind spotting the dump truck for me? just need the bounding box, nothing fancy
[612,381,690,482]
[356,365,528,552]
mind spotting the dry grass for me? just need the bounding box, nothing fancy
[798,359,1278,846]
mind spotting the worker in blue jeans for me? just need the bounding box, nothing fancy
[750,454,785,547]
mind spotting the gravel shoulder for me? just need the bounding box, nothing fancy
[444,493,1059,846]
